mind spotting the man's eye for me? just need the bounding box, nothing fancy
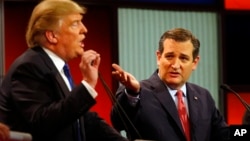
[72,21,81,27]
[180,57,189,61]
[165,55,173,59]
[72,22,78,26]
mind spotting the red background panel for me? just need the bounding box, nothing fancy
[226,92,250,125]
[225,0,250,10]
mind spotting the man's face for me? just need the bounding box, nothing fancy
[55,13,87,61]
[156,38,199,89]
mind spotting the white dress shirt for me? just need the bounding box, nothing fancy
[42,47,97,98]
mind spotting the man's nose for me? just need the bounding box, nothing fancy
[80,23,88,33]
[171,59,181,69]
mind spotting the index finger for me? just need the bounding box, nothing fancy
[112,63,123,72]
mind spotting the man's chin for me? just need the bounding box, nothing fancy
[70,52,82,60]
[166,81,183,89]
[77,50,84,56]
[167,78,181,84]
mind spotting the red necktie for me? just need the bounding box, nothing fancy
[177,90,191,141]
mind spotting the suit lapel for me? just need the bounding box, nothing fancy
[148,71,202,138]
[186,84,199,133]
[33,46,70,97]
[55,72,70,96]
[148,71,184,134]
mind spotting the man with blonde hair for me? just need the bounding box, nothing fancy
[0,0,128,141]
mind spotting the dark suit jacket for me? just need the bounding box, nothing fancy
[0,46,127,141]
[111,70,229,141]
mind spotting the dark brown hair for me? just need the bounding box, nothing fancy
[158,28,200,60]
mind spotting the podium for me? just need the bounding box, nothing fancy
[10,131,32,141]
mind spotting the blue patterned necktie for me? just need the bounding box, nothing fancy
[63,64,82,141]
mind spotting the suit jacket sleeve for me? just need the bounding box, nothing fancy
[9,62,96,137]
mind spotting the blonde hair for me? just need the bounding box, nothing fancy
[26,0,86,48]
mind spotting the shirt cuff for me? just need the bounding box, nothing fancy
[125,89,140,107]
[81,80,98,99]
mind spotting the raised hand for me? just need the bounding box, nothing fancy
[112,63,140,93]
[79,50,101,88]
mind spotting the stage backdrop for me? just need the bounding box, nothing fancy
[4,0,250,127]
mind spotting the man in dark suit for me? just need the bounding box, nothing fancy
[0,0,127,141]
[111,28,229,141]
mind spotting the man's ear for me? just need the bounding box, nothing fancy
[156,50,161,66]
[45,31,58,44]
[192,56,200,71]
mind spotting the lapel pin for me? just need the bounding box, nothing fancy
[194,96,198,100]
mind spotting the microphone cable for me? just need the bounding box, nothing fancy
[220,84,250,113]
[98,72,142,140]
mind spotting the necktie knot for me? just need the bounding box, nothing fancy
[176,90,183,100]
[63,64,70,73]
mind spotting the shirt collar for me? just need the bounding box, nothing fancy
[167,84,187,97]
[157,73,187,97]
[42,47,65,73]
